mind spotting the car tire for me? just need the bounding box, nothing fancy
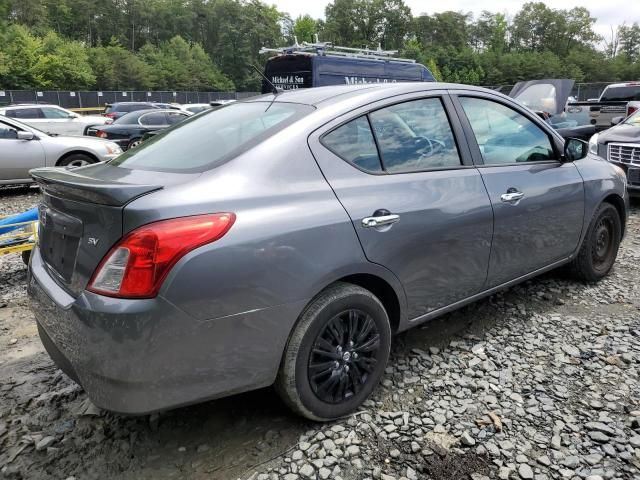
[275,282,391,421]
[570,202,621,282]
[128,138,142,150]
[57,153,96,168]
[21,250,31,265]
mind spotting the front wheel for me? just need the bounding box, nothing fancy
[57,153,96,168]
[276,283,391,421]
[570,202,621,282]
[128,138,142,150]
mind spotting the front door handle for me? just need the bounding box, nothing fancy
[362,214,400,228]
[501,190,525,203]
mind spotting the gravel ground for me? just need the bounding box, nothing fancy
[1,187,639,480]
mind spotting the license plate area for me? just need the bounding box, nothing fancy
[39,206,83,283]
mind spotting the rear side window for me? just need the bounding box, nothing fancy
[6,108,43,119]
[139,112,167,126]
[166,112,188,125]
[322,116,382,173]
[369,98,461,172]
[600,86,640,102]
[109,102,313,172]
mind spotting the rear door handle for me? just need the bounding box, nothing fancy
[501,191,525,203]
[362,214,400,228]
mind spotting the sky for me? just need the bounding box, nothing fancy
[270,0,640,46]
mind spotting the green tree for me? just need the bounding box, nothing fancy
[293,14,317,43]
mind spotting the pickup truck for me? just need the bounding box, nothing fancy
[571,82,640,129]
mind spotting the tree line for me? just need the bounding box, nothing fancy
[0,0,639,92]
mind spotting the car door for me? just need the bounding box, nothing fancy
[309,93,494,321]
[40,106,77,136]
[451,92,585,287]
[138,111,169,133]
[0,120,46,182]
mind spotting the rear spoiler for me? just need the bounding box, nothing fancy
[30,167,162,207]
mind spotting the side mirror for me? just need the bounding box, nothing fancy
[17,131,35,141]
[611,116,624,126]
[563,138,588,162]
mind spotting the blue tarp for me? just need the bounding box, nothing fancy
[0,207,38,235]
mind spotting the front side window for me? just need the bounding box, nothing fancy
[41,107,71,119]
[369,98,461,172]
[459,97,555,165]
[322,116,382,173]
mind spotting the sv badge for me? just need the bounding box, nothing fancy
[87,237,100,247]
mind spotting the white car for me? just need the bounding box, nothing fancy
[0,115,122,185]
[0,104,109,137]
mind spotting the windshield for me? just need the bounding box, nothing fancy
[109,101,314,172]
[600,85,640,102]
[624,109,640,126]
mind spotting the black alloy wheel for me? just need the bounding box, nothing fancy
[308,309,381,404]
[276,282,391,421]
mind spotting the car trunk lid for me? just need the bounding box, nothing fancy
[30,163,195,297]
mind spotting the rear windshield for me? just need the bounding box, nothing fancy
[600,86,640,102]
[109,101,313,172]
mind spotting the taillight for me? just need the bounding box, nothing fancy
[103,112,115,118]
[628,106,638,117]
[88,214,235,299]
[96,130,108,138]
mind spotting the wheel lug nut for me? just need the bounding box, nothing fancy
[334,361,340,369]
[344,365,350,372]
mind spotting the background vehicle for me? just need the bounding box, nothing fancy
[89,109,191,150]
[0,115,121,184]
[260,40,434,93]
[569,82,640,129]
[0,104,108,136]
[102,102,180,122]
[590,108,640,194]
[509,79,596,141]
[28,84,626,422]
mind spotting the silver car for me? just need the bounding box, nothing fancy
[0,115,122,185]
[28,83,628,421]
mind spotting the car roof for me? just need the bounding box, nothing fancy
[1,104,60,109]
[246,82,496,107]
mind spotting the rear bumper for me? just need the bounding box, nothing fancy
[27,248,303,414]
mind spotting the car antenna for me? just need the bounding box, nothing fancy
[250,64,282,95]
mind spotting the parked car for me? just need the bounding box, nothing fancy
[0,115,121,185]
[102,102,179,122]
[589,108,640,195]
[88,109,191,150]
[0,104,109,136]
[28,83,627,421]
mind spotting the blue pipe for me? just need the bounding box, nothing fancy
[0,207,38,235]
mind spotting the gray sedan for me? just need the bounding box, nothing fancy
[27,83,628,421]
[0,115,122,185]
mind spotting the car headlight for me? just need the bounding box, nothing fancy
[105,143,122,155]
[588,133,599,155]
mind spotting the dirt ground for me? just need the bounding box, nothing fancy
[1,186,639,480]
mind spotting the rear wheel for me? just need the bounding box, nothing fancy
[571,202,621,282]
[21,250,31,265]
[276,283,391,421]
[58,153,96,168]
